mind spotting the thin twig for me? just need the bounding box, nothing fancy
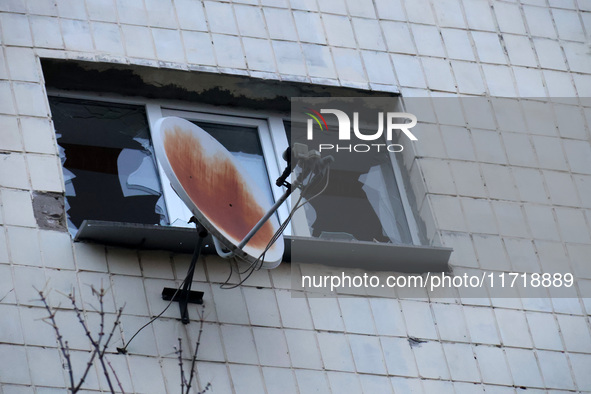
[96,286,106,350]
[175,338,187,392]
[69,287,117,393]
[185,305,206,394]
[37,288,76,392]
[69,289,105,392]
[100,306,123,358]
[74,356,96,392]
[106,356,125,393]
[0,288,13,303]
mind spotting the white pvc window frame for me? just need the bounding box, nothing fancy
[47,89,421,245]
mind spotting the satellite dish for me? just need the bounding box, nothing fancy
[153,117,284,268]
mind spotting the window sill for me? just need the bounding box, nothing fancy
[75,220,451,273]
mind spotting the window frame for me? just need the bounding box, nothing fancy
[47,89,421,245]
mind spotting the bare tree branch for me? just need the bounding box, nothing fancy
[175,337,187,392]
[106,356,125,393]
[38,283,210,394]
[185,305,206,394]
[69,287,116,393]
[39,285,124,393]
[37,288,75,392]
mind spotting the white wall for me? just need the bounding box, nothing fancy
[0,0,590,393]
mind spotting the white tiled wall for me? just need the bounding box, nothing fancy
[0,0,590,393]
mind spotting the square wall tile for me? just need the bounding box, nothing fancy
[474,345,513,385]
[243,287,281,327]
[294,370,331,394]
[452,61,486,95]
[264,7,298,41]
[40,230,75,270]
[121,25,155,59]
[412,341,450,380]
[263,367,298,394]
[253,327,290,367]
[7,226,41,267]
[526,312,563,350]
[1,189,36,227]
[412,24,445,58]
[432,0,465,28]
[144,0,177,29]
[349,334,386,374]
[284,329,323,369]
[338,297,376,334]
[212,34,246,69]
[152,28,185,63]
[505,347,543,388]
[472,31,507,65]
[91,22,124,56]
[404,0,435,24]
[86,0,118,22]
[464,306,500,345]
[13,83,48,117]
[553,8,586,42]
[221,324,259,364]
[183,31,216,66]
[537,350,575,390]
[495,308,533,348]
[443,343,480,382]
[317,331,355,372]
[5,47,40,82]
[61,19,93,52]
[422,57,456,92]
[534,38,567,71]
[352,18,386,51]
[175,0,207,31]
[504,34,537,68]
[401,300,438,340]
[0,14,33,46]
[432,303,469,342]
[381,336,418,377]
[235,5,267,38]
[494,2,527,35]
[204,1,238,35]
[556,314,591,353]
[211,286,249,324]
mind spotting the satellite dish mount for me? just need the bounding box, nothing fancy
[161,217,207,324]
[153,117,332,324]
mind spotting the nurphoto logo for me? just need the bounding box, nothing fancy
[305,108,418,153]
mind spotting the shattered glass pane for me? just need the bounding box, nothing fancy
[49,97,167,235]
[286,120,412,245]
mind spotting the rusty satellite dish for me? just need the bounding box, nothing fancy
[153,117,284,268]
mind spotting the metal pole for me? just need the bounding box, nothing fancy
[237,185,294,250]
[179,218,207,324]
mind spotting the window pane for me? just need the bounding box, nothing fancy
[49,97,166,233]
[286,121,412,244]
[192,121,275,207]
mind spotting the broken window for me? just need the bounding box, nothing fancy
[50,97,282,235]
[285,120,413,245]
[49,97,166,235]
[49,95,415,247]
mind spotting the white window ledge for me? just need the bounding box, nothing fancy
[75,220,451,273]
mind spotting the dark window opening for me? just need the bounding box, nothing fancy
[49,97,166,234]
